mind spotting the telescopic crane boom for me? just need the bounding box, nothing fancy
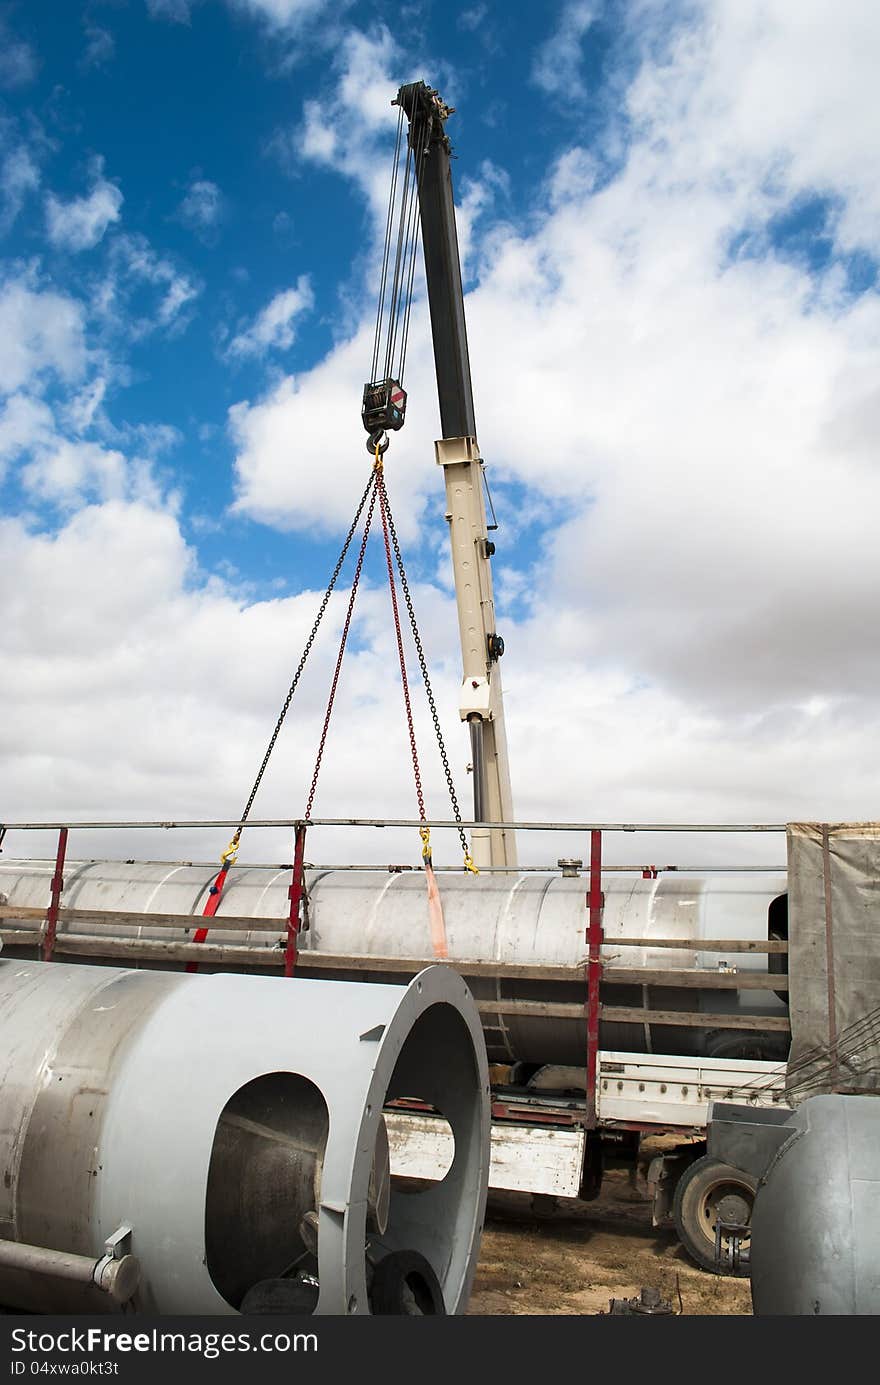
[364,81,516,870]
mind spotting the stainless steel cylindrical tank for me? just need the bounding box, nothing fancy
[0,954,489,1315]
[0,859,788,1064]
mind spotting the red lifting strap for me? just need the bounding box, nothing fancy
[185,864,230,974]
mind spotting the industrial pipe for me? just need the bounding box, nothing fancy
[0,1239,139,1305]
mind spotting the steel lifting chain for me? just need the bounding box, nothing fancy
[304,471,380,819]
[378,473,475,871]
[217,468,378,868]
[375,464,428,860]
[194,464,381,969]
[205,448,473,878]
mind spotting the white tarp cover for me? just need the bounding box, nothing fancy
[787,823,880,1098]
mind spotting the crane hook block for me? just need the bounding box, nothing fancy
[362,378,407,438]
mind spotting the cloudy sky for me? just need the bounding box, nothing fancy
[1,0,878,871]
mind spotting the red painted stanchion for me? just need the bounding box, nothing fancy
[585,828,604,1128]
[285,824,307,977]
[43,826,68,962]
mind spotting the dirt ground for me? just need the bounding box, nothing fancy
[468,1165,752,1317]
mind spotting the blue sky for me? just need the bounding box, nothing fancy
[3,1,880,867]
[0,1,649,599]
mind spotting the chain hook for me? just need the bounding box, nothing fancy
[220,830,240,868]
[462,849,479,876]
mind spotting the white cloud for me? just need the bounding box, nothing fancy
[1,144,40,232]
[0,21,37,90]
[0,380,163,508]
[225,277,314,359]
[446,0,880,725]
[106,232,201,332]
[176,177,224,238]
[82,24,115,69]
[624,0,880,251]
[227,314,444,543]
[145,0,195,22]
[532,1,599,97]
[0,496,472,865]
[147,0,341,33]
[3,483,879,871]
[227,0,341,30]
[0,273,87,394]
[0,393,54,479]
[458,5,488,33]
[279,26,412,223]
[63,378,108,435]
[45,170,124,252]
[21,437,128,505]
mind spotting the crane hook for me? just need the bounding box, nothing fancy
[367,429,389,456]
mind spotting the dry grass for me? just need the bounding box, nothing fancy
[469,1167,751,1316]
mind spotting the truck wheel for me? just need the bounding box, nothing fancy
[672,1154,757,1276]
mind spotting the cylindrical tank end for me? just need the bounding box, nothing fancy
[750,1094,880,1315]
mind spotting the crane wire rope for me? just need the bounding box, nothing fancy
[364,95,429,452]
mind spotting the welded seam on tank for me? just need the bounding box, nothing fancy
[369,870,405,955]
[187,865,222,918]
[0,859,93,944]
[139,863,190,943]
[758,1124,803,1187]
[602,873,642,964]
[229,866,289,950]
[490,873,541,1061]
[239,867,333,951]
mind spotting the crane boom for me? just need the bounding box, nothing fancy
[395,81,516,870]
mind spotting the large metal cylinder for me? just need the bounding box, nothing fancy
[750,1094,880,1315]
[0,955,489,1315]
[0,860,788,1063]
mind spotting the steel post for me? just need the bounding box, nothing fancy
[285,823,307,977]
[586,829,604,1128]
[42,826,68,962]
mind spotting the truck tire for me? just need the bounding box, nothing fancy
[672,1154,757,1276]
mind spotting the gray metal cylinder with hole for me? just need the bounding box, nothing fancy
[0,957,489,1315]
